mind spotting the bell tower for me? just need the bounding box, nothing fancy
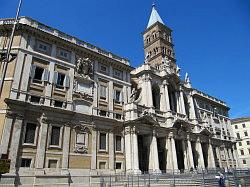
[143,4,176,67]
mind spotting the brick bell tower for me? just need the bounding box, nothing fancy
[143,4,176,67]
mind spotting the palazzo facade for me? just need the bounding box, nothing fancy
[0,5,238,186]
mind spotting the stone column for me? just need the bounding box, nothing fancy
[141,74,153,108]
[109,132,114,171]
[179,88,186,115]
[166,137,172,171]
[169,133,178,171]
[19,36,35,101]
[124,126,132,172]
[175,92,181,113]
[182,140,188,170]
[91,129,97,171]
[35,116,49,174]
[61,126,71,174]
[187,136,194,169]
[188,94,197,120]
[208,140,216,168]
[232,145,239,167]
[108,81,114,118]
[131,126,140,174]
[0,116,14,156]
[197,138,205,169]
[66,67,74,110]
[164,81,171,111]
[148,130,161,173]
[8,115,23,173]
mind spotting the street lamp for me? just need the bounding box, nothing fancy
[0,0,23,96]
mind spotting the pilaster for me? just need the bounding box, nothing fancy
[124,126,132,172]
[131,126,140,174]
[109,132,114,171]
[8,115,23,173]
[108,81,114,118]
[35,116,49,174]
[0,116,14,156]
[91,129,97,170]
[61,126,71,174]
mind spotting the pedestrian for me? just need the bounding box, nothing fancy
[218,172,225,187]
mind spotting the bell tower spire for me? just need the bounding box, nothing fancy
[143,4,176,67]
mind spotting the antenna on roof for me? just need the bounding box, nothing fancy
[0,0,23,96]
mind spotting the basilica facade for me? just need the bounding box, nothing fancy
[0,5,237,186]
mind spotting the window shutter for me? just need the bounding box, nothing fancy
[64,75,70,88]
[43,69,50,82]
[120,91,123,102]
[29,64,36,79]
[53,71,58,84]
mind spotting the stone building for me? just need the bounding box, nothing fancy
[231,117,250,168]
[0,4,237,186]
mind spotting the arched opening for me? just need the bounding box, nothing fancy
[168,84,177,112]
[183,94,190,118]
[152,84,161,110]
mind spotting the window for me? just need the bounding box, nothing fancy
[240,149,244,155]
[33,66,44,82]
[24,123,37,144]
[242,124,246,128]
[114,90,121,103]
[50,126,60,146]
[99,64,108,74]
[21,158,31,167]
[99,133,107,150]
[30,96,40,103]
[116,162,122,170]
[113,69,123,79]
[247,141,250,145]
[100,85,107,99]
[56,73,65,87]
[48,160,58,168]
[99,162,106,169]
[99,110,107,117]
[239,142,242,146]
[36,40,50,54]
[58,49,70,60]
[243,159,247,164]
[244,131,248,137]
[54,100,63,108]
[115,113,122,120]
[236,133,241,139]
[115,135,122,152]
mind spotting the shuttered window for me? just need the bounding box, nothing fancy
[24,123,36,144]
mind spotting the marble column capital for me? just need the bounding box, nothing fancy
[168,132,175,139]
[162,80,169,86]
[131,126,139,135]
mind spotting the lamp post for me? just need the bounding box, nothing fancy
[0,0,23,96]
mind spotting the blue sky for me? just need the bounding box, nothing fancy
[1,0,250,118]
